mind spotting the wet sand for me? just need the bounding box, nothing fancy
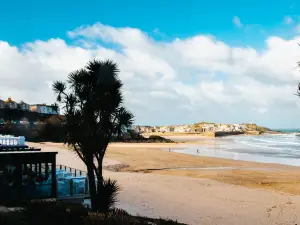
[27,141,300,225]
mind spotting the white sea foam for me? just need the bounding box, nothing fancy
[172,133,300,166]
[249,137,300,146]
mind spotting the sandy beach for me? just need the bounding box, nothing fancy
[28,138,300,225]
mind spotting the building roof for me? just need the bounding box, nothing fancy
[0,151,57,164]
[19,101,29,105]
[30,104,58,108]
[5,98,17,104]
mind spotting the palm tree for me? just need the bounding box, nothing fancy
[52,60,134,211]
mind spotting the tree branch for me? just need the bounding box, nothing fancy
[72,143,86,165]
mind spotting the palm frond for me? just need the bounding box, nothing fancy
[95,178,121,212]
[118,107,134,127]
[52,81,66,94]
[52,81,67,103]
[113,107,134,136]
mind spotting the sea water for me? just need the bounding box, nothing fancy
[171,133,300,167]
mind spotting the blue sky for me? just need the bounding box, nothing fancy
[1,0,300,128]
[1,0,299,46]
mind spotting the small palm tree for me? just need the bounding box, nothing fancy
[52,59,134,211]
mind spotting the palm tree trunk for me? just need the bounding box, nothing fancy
[86,159,97,211]
[96,158,103,192]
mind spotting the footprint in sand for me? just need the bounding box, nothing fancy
[266,202,299,225]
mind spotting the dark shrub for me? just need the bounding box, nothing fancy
[95,179,121,213]
[0,212,26,225]
[148,135,174,143]
[149,135,165,140]
[0,116,66,142]
[36,116,65,142]
[86,209,142,225]
[24,201,87,225]
[1,205,188,225]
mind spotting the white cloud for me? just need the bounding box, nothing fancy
[233,16,243,28]
[252,107,267,115]
[295,24,300,33]
[1,23,300,128]
[284,16,294,25]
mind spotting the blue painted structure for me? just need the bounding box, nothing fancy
[0,144,88,202]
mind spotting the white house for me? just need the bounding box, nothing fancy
[202,124,215,132]
[174,125,191,133]
[158,126,168,133]
[139,126,154,133]
[215,124,228,132]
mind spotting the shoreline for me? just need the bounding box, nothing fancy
[104,141,300,195]
[143,130,286,138]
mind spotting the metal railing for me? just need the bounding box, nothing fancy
[56,165,87,177]
[56,165,89,198]
[0,135,26,146]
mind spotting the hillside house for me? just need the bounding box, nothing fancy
[240,125,246,130]
[174,126,183,132]
[18,101,30,111]
[30,104,59,115]
[174,125,191,133]
[158,126,167,133]
[168,126,175,132]
[190,127,201,132]
[139,126,153,133]
[5,98,18,109]
[232,124,244,132]
[131,125,141,133]
[216,124,228,132]
[0,100,5,108]
[202,124,215,132]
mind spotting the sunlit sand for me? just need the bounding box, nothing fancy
[28,140,300,225]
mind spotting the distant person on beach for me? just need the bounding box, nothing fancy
[169,148,170,152]
[197,149,199,155]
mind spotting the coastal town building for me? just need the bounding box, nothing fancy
[201,124,215,132]
[30,104,59,115]
[132,122,250,135]
[0,97,61,124]
[131,125,141,133]
[5,98,18,109]
[190,127,201,132]
[174,125,191,133]
[138,126,154,133]
[0,99,4,109]
[18,101,30,111]
[0,97,59,115]
[158,126,168,133]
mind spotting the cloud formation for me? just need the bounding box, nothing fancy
[233,16,243,28]
[1,23,300,128]
[284,16,294,25]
